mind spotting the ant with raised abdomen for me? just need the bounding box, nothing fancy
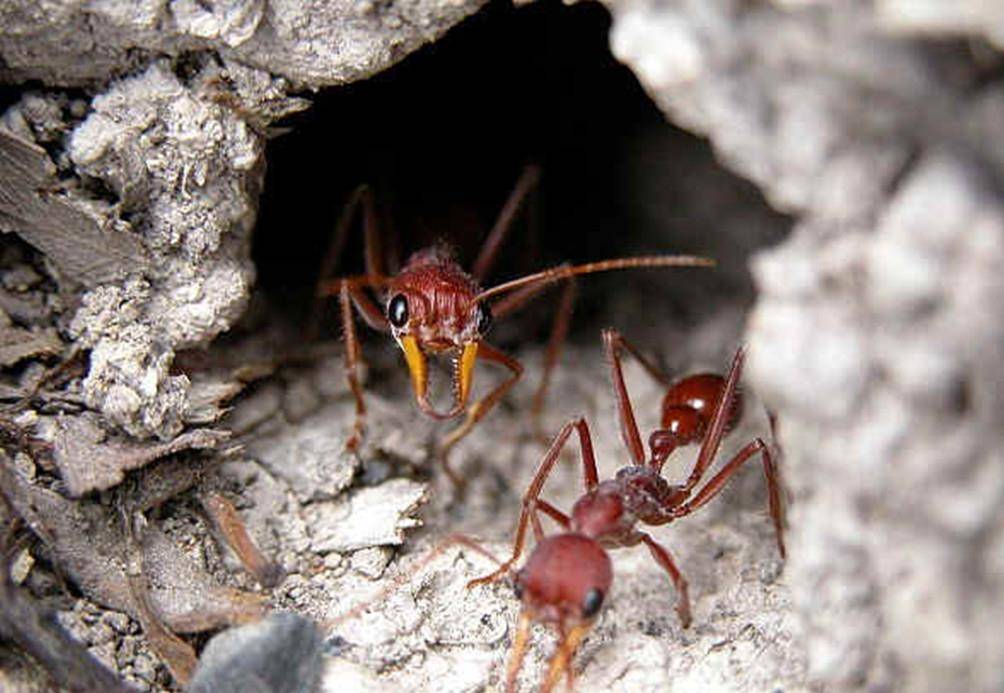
[313,167,714,482]
[463,330,786,691]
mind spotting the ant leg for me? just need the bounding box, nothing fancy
[438,342,524,485]
[680,347,745,495]
[602,328,672,386]
[535,499,571,529]
[640,533,692,627]
[360,186,384,280]
[336,279,391,452]
[602,328,659,466]
[468,417,598,587]
[381,202,402,275]
[472,164,542,282]
[671,437,786,558]
[530,278,576,443]
[490,275,578,444]
[505,611,533,693]
[307,185,379,341]
[327,532,501,631]
[339,282,366,453]
[541,621,591,693]
[529,507,546,542]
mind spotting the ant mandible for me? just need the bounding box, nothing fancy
[313,168,713,482]
[467,330,786,692]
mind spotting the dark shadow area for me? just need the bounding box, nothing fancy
[252,0,791,348]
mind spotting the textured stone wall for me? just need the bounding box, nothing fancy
[2,1,1002,692]
[606,1,1004,690]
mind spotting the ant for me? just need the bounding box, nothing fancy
[313,167,713,481]
[463,330,786,691]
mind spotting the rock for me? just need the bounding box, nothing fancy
[603,1,1004,689]
[307,479,426,554]
[0,0,488,88]
[189,613,323,693]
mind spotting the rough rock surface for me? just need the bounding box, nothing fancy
[1,0,486,440]
[64,61,263,438]
[606,1,1004,690]
[3,0,1003,692]
[0,0,488,88]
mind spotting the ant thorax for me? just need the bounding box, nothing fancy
[613,466,685,526]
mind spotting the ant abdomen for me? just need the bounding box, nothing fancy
[661,373,743,443]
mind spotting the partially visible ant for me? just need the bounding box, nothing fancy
[313,167,713,481]
[462,330,786,691]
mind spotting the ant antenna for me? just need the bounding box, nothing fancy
[325,534,502,631]
[474,255,715,303]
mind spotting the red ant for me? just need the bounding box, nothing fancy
[462,330,786,691]
[313,167,713,481]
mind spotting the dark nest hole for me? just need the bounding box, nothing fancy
[252,0,791,357]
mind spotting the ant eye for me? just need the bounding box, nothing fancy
[476,301,492,335]
[387,294,409,328]
[581,588,604,618]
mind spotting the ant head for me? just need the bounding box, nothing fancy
[514,534,613,626]
[387,251,493,418]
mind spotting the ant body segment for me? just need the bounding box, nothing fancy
[314,168,713,481]
[469,330,786,691]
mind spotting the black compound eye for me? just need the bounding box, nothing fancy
[476,301,493,335]
[387,294,409,328]
[581,588,604,618]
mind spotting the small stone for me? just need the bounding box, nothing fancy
[11,453,35,482]
[350,547,393,579]
[307,479,426,553]
[9,547,34,584]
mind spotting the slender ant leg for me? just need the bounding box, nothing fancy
[534,499,571,529]
[661,347,786,558]
[602,328,649,465]
[326,532,501,631]
[308,185,382,340]
[530,278,577,441]
[640,533,692,627]
[336,278,390,451]
[438,343,523,485]
[602,328,673,387]
[671,438,786,558]
[468,417,598,587]
[667,346,746,496]
[312,185,391,452]
[467,165,583,447]
[471,165,541,283]
[491,274,579,443]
